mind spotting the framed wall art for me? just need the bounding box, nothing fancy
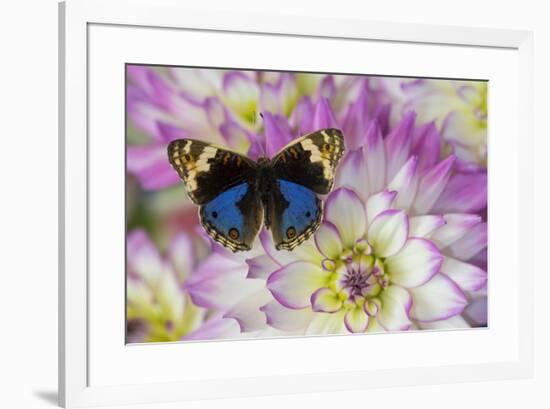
[59,0,534,407]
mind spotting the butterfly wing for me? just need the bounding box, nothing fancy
[267,179,322,251]
[168,139,262,252]
[199,182,263,252]
[270,128,345,195]
[167,138,257,205]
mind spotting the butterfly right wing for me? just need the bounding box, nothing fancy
[167,138,257,205]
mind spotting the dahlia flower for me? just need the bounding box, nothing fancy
[252,113,487,334]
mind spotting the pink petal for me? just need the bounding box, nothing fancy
[413,155,456,214]
[384,111,416,181]
[377,285,412,331]
[264,112,295,158]
[367,209,409,258]
[410,121,441,175]
[324,188,367,248]
[267,261,328,309]
[385,238,443,288]
[183,315,241,341]
[365,121,386,193]
[432,172,487,214]
[313,98,339,129]
[127,229,163,284]
[290,96,315,135]
[127,144,181,190]
[441,256,487,292]
[409,273,468,322]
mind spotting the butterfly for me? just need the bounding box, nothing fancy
[167,128,345,252]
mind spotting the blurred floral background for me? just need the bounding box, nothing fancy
[126,65,488,343]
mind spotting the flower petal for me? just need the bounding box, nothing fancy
[290,96,315,135]
[314,222,344,260]
[305,310,347,335]
[365,121,386,193]
[183,315,241,341]
[365,189,397,226]
[418,315,470,330]
[462,296,488,326]
[264,112,294,158]
[413,155,456,214]
[325,188,367,248]
[127,229,163,285]
[367,210,408,258]
[387,155,419,210]
[246,254,280,279]
[168,233,195,282]
[127,144,181,190]
[386,238,443,288]
[446,222,488,261]
[224,289,272,333]
[385,111,415,181]
[440,256,487,292]
[409,215,446,238]
[377,285,412,331]
[267,261,328,309]
[409,273,468,322]
[432,172,487,214]
[430,214,482,249]
[261,301,314,332]
[344,306,370,333]
[335,148,369,201]
[410,121,441,175]
[311,288,343,313]
[313,98,339,129]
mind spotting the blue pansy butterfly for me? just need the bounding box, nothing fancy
[167,128,345,252]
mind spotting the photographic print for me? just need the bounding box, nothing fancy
[126,65,488,343]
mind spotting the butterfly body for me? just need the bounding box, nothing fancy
[168,128,344,252]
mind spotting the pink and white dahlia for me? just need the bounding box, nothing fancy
[258,113,487,334]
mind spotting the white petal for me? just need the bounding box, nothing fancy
[409,274,468,322]
[314,222,344,259]
[325,188,367,248]
[417,315,470,330]
[386,238,443,288]
[305,310,347,335]
[224,289,273,332]
[335,148,369,201]
[430,214,482,249]
[344,307,370,333]
[261,301,314,332]
[377,286,412,331]
[409,215,446,238]
[267,261,329,309]
[365,189,397,227]
[440,256,487,292]
[367,210,409,257]
[387,156,419,210]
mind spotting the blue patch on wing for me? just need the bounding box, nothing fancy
[201,183,248,237]
[277,179,320,235]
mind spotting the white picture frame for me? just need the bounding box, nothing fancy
[59,0,534,407]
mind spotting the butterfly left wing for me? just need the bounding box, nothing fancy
[167,138,257,205]
[168,139,262,252]
[270,128,345,195]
